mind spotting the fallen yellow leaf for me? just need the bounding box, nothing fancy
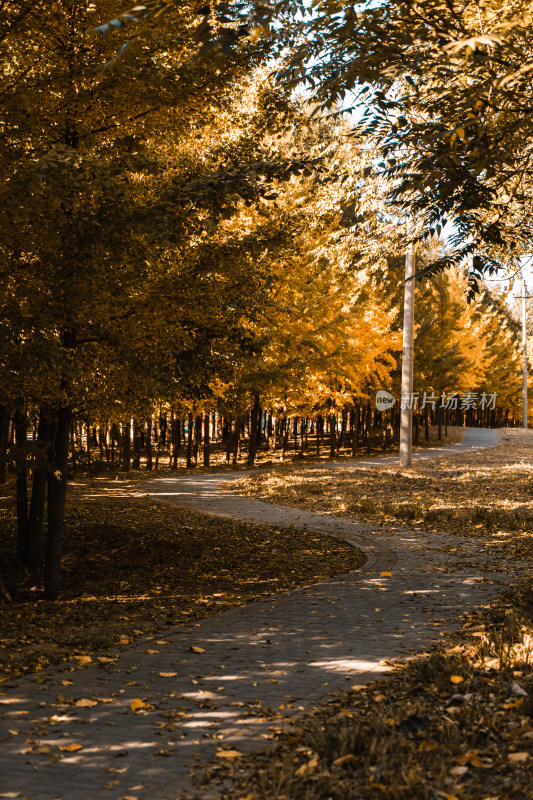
[380,571,392,577]
[159,672,177,678]
[75,699,98,707]
[333,753,358,767]
[189,645,205,654]
[508,751,529,762]
[295,755,319,777]
[450,675,464,684]
[215,749,243,759]
[59,743,83,752]
[130,698,149,712]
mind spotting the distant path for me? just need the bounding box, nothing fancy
[1,428,513,800]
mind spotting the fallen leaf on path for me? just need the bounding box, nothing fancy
[130,699,149,712]
[216,749,243,759]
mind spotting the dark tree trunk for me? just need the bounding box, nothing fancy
[194,415,202,466]
[424,406,429,442]
[232,417,241,465]
[281,417,289,460]
[27,408,52,569]
[86,420,92,473]
[186,413,194,468]
[14,407,28,562]
[329,412,336,458]
[0,405,9,484]
[247,393,261,467]
[132,419,142,469]
[146,418,153,470]
[171,413,180,469]
[122,421,131,470]
[203,413,211,467]
[352,406,359,456]
[44,406,71,600]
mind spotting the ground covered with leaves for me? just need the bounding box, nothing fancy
[0,479,365,681]
[216,602,533,800]
[232,429,533,563]
[216,428,533,799]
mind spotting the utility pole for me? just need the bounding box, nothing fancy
[517,276,531,429]
[399,239,415,467]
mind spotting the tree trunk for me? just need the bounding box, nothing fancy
[146,418,153,470]
[132,419,142,469]
[186,413,194,468]
[14,407,28,563]
[281,417,289,461]
[203,413,211,467]
[171,413,180,469]
[316,414,322,456]
[86,420,91,473]
[329,412,336,459]
[194,415,202,466]
[44,406,71,600]
[247,393,261,467]
[232,417,240,465]
[26,408,52,569]
[0,406,9,484]
[122,421,131,470]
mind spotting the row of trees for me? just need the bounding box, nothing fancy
[0,2,525,598]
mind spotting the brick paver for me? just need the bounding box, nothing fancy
[0,428,521,800]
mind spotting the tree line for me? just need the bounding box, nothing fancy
[0,2,525,598]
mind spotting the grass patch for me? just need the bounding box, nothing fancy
[0,481,365,681]
[231,430,533,561]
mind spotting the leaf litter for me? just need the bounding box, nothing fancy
[207,429,533,799]
[0,484,364,681]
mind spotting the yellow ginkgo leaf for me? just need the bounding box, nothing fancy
[380,571,392,577]
[59,743,83,752]
[75,698,98,707]
[450,675,464,684]
[215,749,243,759]
[189,645,205,654]
[159,672,177,678]
[130,698,148,712]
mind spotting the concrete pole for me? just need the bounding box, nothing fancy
[399,243,415,467]
[522,277,528,429]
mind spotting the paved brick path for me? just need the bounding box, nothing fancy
[0,429,519,800]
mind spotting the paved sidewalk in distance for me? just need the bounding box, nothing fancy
[1,428,521,800]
